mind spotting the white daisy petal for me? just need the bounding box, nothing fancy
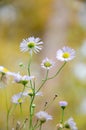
[41,57,55,70]
[20,36,43,54]
[65,117,78,130]
[35,111,52,123]
[11,92,24,104]
[56,46,75,62]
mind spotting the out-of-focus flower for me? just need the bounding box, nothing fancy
[56,123,63,130]
[0,66,15,76]
[0,5,17,24]
[79,97,86,115]
[80,40,86,57]
[0,66,9,74]
[20,37,43,54]
[59,101,68,109]
[77,2,86,28]
[35,111,52,123]
[41,57,55,70]
[23,89,43,97]
[23,89,33,96]
[64,117,78,130]
[11,92,24,104]
[73,63,86,82]
[56,46,75,62]
[0,66,11,88]
[13,73,34,85]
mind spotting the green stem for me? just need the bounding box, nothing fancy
[36,62,66,93]
[5,88,9,130]
[36,70,49,93]
[47,62,67,80]
[20,103,23,117]
[29,80,36,130]
[28,54,33,89]
[39,122,42,130]
[29,95,35,130]
[61,108,64,125]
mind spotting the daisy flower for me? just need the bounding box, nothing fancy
[0,66,9,74]
[59,101,68,109]
[35,111,52,123]
[56,46,75,61]
[11,92,24,104]
[64,117,78,130]
[23,89,43,97]
[0,66,12,88]
[13,73,34,85]
[41,57,55,70]
[20,36,43,54]
[0,66,15,76]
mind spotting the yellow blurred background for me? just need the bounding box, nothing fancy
[0,0,86,130]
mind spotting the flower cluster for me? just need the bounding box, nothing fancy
[0,36,78,130]
[56,101,78,130]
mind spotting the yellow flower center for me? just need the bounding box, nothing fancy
[28,89,33,94]
[62,52,70,58]
[18,98,23,103]
[27,42,36,48]
[44,61,52,67]
[0,67,9,73]
[3,68,9,73]
[28,89,33,96]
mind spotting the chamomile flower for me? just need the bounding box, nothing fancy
[20,36,43,54]
[11,92,24,104]
[35,111,52,123]
[56,46,75,62]
[64,117,78,130]
[13,73,34,85]
[41,57,55,70]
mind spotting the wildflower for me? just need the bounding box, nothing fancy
[59,101,68,109]
[41,57,55,70]
[13,73,34,85]
[56,123,63,130]
[0,66,15,76]
[23,89,43,97]
[20,36,43,54]
[56,46,75,61]
[0,66,11,88]
[35,111,52,123]
[23,89,33,97]
[11,92,24,104]
[64,117,78,130]
[0,66,9,74]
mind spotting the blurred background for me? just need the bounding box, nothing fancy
[0,0,86,129]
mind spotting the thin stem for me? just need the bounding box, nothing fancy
[33,121,42,129]
[33,120,39,129]
[28,54,33,89]
[29,77,36,130]
[47,62,67,80]
[5,88,9,130]
[20,103,23,116]
[29,95,35,130]
[28,54,32,76]
[36,62,66,93]
[61,108,64,125]
[20,118,28,130]
[36,70,49,93]
[44,94,58,111]
[39,122,42,130]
